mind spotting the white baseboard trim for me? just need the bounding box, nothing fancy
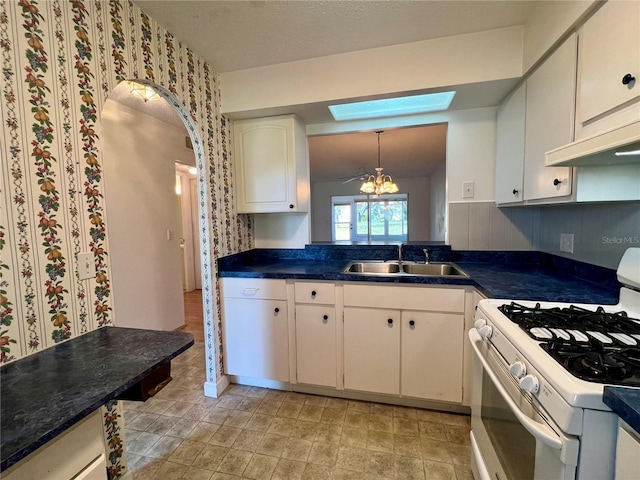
[226,377,470,414]
[229,376,291,391]
[204,375,230,398]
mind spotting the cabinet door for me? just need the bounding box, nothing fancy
[344,307,400,395]
[295,305,337,387]
[222,298,289,382]
[578,1,640,126]
[524,34,576,201]
[234,116,298,213]
[616,423,640,480]
[495,83,526,204]
[401,311,463,402]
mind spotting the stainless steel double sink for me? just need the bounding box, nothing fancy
[342,260,467,277]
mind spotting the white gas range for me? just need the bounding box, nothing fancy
[470,248,640,480]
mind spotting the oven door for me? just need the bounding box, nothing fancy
[469,330,579,480]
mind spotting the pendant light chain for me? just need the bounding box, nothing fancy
[360,131,399,195]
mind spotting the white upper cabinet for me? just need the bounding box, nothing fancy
[233,115,310,213]
[495,83,526,204]
[576,1,640,138]
[523,34,576,201]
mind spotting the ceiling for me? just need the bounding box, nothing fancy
[125,1,538,183]
[309,125,447,182]
[133,0,535,73]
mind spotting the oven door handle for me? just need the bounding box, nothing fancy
[469,330,563,451]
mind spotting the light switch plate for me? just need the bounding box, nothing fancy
[560,233,574,254]
[77,252,95,280]
[462,181,475,199]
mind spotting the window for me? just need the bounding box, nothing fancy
[332,194,408,241]
[333,203,351,241]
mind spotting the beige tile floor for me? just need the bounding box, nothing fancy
[123,343,472,480]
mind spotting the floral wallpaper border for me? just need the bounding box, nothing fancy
[0,1,252,477]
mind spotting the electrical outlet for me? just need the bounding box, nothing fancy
[167,229,173,241]
[560,233,574,254]
[462,181,475,199]
[77,252,95,280]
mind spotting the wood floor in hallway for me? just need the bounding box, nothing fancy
[177,289,204,343]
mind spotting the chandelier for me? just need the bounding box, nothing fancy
[128,81,160,102]
[360,131,399,195]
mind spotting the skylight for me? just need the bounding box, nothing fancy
[328,92,456,121]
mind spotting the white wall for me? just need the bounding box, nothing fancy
[429,162,447,242]
[253,213,310,249]
[310,176,431,242]
[446,108,498,203]
[523,0,597,73]
[221,27,523,115]
[100,100,193,331]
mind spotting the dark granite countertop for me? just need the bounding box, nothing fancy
[603,387,640,435]
[218,245,620,304]
[0,326,194,472]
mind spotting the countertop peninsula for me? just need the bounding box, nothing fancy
[604,387,640,435]
[0,326,194,471]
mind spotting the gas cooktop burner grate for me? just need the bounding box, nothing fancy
[498,302,640,386]
[541,341,640,386]
[498,302,640,342]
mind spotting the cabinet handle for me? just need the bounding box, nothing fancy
[274,307,280,313]
[553,178,562,186]
[289,204,294,209]
[387,318,393,325]
[323,314,328,321]
[311,290,317,297]
[622,73,636,85]
[512,189,519,195]
[409,320,415,326]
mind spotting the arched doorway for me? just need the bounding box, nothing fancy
[97,78,215,357]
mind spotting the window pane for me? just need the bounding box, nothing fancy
[333,204,351,240]
[334,223,350,240]
[356,202,369,235]
[334,204,350,223]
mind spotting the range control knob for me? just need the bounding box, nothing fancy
[474,319,487,330]
[478,325,493,339]
[519,374,540,394]
[509,361,527,379]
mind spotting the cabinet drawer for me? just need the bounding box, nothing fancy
[221,278,286,300]
[344,284,464,313]
[294,282,335,304]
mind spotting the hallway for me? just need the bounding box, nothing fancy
[177,290,204,343]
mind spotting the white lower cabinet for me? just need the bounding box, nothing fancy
[221,278,468,406]
[343,285,465,402]
[401,311,463,402]
[295,304,337,387]
[615,421,640,480]
[344,307,401,395]
[3,410,107,480]
[221,278,289,382]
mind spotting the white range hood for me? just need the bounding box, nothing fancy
[545,119,640,167]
